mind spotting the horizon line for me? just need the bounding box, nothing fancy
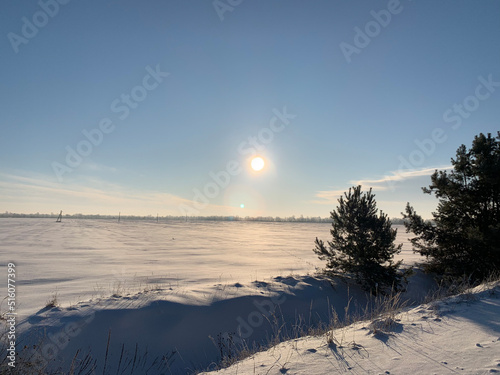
[0,212,417,223]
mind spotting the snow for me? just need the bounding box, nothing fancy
[202,281,500,375]
[3,219,496,374]
[0,219,418,320]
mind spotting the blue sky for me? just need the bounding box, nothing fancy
[1,0,499,218]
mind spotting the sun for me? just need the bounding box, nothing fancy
[251,156,265,172]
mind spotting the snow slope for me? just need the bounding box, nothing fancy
[202,281,500,375]
[13,275,369,373]
[10,271,440,374]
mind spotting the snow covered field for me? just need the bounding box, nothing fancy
[0,218,451,374]
[0,218,417,320]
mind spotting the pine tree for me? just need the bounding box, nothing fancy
[403,132,500,281]
[314,185,404,294]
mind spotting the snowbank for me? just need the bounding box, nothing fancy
[11,270,442,374]
[202,281,500,375]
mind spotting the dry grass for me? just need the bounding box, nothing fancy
[45,292,59,309]
[6,272,499,374]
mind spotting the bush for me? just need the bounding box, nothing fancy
[314,185,405,294]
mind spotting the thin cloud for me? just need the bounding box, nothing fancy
[355,165,452,191]
[311,189,348,205]
[0,172,236,215]
[312,165,452,205]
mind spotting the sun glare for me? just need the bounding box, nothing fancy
[251,157,265,172]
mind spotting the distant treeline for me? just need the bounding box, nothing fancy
[0,212,408,224]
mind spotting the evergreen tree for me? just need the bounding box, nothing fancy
[403,132,500,281]
[314,185,404,294]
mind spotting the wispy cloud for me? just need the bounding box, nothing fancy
[0,172,236,215]
[355,165,452,191]
[312,189,349,205]
[312,165,452,205]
